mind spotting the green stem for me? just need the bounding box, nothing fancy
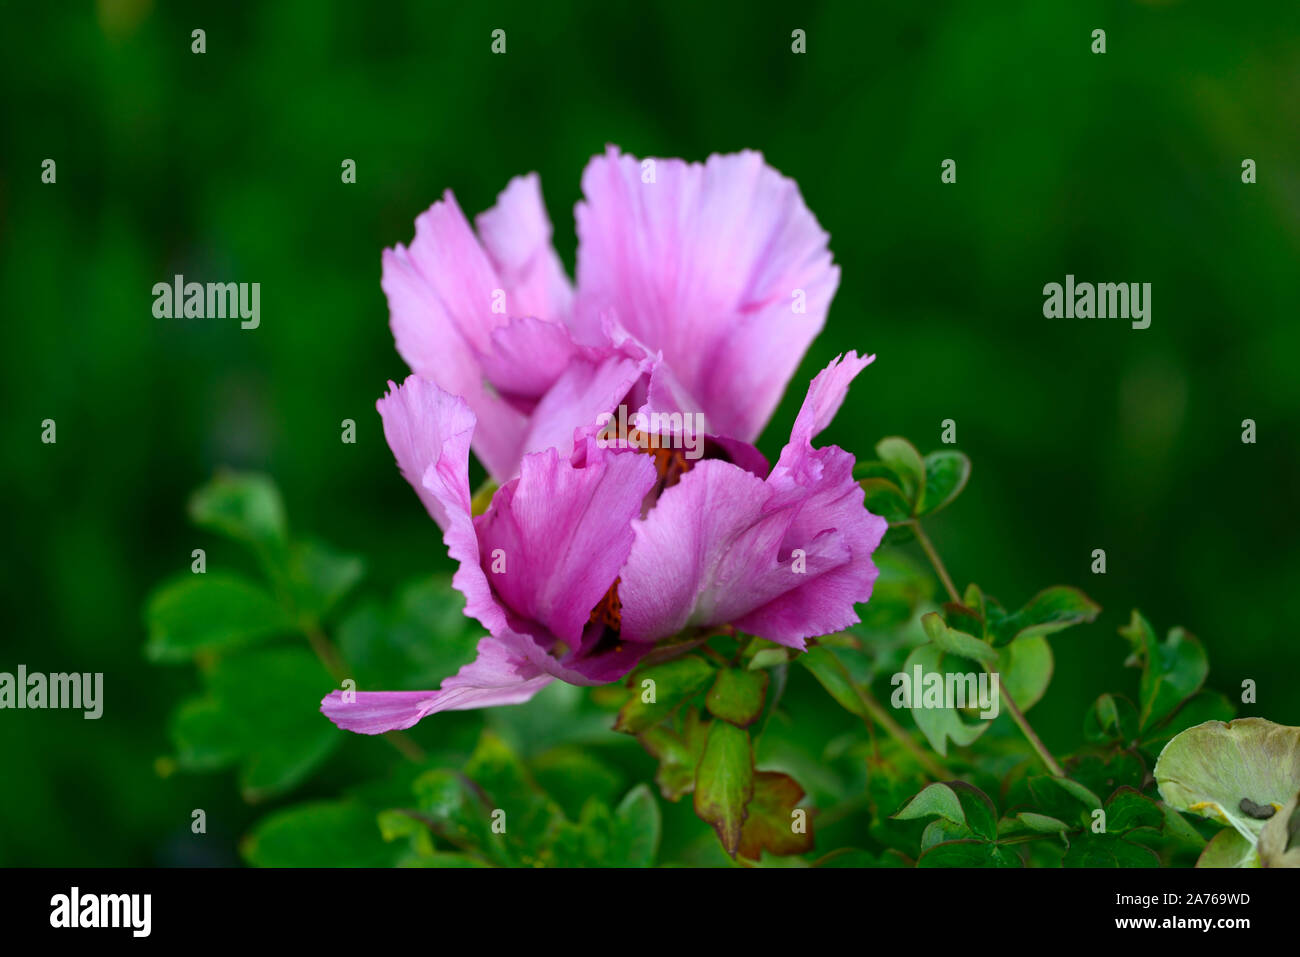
[910,517,1065,777]
[303,621,349,681]
[851,681,950,780]
[986,663,1065,777]
[908,520,960,604]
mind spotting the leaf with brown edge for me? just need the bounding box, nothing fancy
[738,771,813,860]
[614,654,715,734]
[693,720,754,857]
[637,707,708,801]
[705,667,769,727]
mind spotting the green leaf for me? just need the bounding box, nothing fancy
[948,783,999,842]
[614,655,715,733]
[962,582,987,618]
[989,586,1101,647]
[170,646,338,801]
[1068,750,1147,799]
[941,601,987,642]
[462,732,564,866]
[901,644,992,756]
[921,612,998,664]
[893,781,998,842]
[547,787,663,868]
[873,434,925,504]
[1026,775,1102,827]
[376,808,437,859]
[1104,787,1164,834]
[917,450,971,517]
[1084,693,1140,744]
[638,707,708,802]
[612,784,662,867]
[411,768,498,862]
[748,646,794,670]
[738,771,814,860]
[875,437,926,505]
[1159,803,1207,850]
[694,720,755,857]
[859,478,912,525]
[188,471,287,549]
[799,645,868,719]
[145,573,294,662]
[336,577,479,691]
[242,800,398,867]
[705,667,770,728]
[1063,832,1159,867]
[285,539,364,620]
[893,782,962,827]
[1119,611,1208,730]
[1011,812,1071,835]
[918,840,1020,868]
[852,461,903,484]
[998,634,1053,711]
[547,800,616,867]
[530,747,624,811]
[921,817,971,850]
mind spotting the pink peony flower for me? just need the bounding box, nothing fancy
[321,353,884,734]
[380,146,841,482]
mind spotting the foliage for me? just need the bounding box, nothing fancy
[141,445,1292,868]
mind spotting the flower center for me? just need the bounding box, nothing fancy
[589,577,623,631]
[646,445,693,488]
[581,421,719,643]
[625,427,695,489]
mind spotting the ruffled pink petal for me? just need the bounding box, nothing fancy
[376,375,477,531]
[384,190,503,376]
[732,442,883,643]
[475,173,574,324]
[518,354,647,465]
[376,374,513,643]
[383,179,577,482]
[320,636,553,734]
[619,353,885,649]
[619,460,777,643]
[475,445,657,646]
[478,316,587,411]
[772,350,875,477]
[574,145,840,443]
[475,315,649,464]
[733,352,885,641]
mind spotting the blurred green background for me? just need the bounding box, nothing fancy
[2,0,1298,865]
